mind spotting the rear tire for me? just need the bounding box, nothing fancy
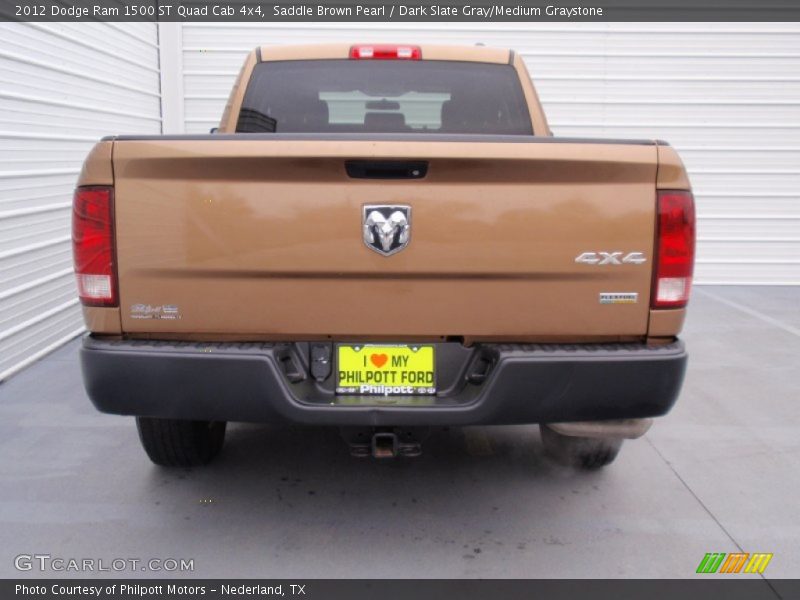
[136,417,226,467]
[540,424,622,469]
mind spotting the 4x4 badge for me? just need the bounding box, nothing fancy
[575,251,647,265]
[362,205,411,256]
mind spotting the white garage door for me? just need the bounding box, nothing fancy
[0,23,162,381]
[176,22,800,286]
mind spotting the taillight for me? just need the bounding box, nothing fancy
[652,190,695,309]
[72,186,117,307]
[349,45,421,60]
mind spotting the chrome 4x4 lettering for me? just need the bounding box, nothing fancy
[574,251,647,265]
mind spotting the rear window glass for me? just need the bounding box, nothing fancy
[236,59,533,135]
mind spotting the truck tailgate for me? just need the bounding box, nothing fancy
[112,138,657,338]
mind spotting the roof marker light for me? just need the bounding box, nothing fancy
[349,45,422,60]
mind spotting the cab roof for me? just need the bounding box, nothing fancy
[256,43,512,64]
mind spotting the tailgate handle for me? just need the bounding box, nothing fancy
[345,160,428,179]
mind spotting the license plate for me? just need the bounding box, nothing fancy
[336,344,436,395]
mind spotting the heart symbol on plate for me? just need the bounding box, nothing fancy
[370,353,388,368]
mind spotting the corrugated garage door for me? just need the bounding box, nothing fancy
[178,23,800,286]
[0,23,162,381]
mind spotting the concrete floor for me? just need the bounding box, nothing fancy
[0,286,797,582]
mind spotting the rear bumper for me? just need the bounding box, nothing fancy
[79,336,687,426]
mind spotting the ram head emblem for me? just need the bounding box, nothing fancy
[362,205,411,256]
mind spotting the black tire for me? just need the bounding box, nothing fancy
[540,424,623,469]
[136,417,226,467]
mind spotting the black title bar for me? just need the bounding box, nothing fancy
[1,0,800,21]
[4,579,800,600]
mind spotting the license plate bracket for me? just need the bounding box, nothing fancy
[336,344,436,396]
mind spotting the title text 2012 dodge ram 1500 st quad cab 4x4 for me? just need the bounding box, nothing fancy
[75,43,693,469]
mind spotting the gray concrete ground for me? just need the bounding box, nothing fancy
[0,286,797,582]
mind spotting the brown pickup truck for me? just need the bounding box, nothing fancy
[74,43,694,469]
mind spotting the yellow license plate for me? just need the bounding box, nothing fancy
[336,344,436,395]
